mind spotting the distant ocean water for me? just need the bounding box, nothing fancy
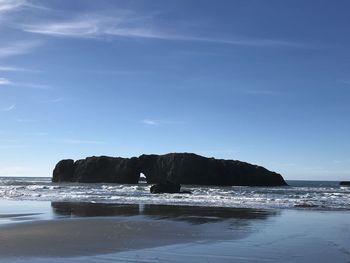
[0,177,349,210]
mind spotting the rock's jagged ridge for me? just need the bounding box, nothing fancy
[52,153,287,186]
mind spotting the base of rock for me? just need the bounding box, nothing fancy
[150,182,181,194]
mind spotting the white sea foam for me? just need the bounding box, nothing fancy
[0,177,349,210]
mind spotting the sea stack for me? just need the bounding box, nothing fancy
[52,153,287,186]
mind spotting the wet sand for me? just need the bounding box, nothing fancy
[0,201,350,262]
[0,217,214,257]
[0,202,275,257]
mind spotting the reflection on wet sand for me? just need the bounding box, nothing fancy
[51,202,140,217]
[0,202,280,258]
[51,202,279,224]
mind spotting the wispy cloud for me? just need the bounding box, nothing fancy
[18,82,51,90]
[25,132,48,136]
[21,17,110,38]
[106,27,301,48]
[339,80,350,85]
[0,0,25,13]
[0,41,41,58]
[0,65,41,73]
[88,69,151,75]
[141,119,185,126]
[1,103,15,111]
[333,159,350,164]
[243,89,282,96]
[0,77,50,89]
[51,97,63,103]
[142,119,159,126]
[20,15,302,48]
[0,0,50,15]
[16,118,36,123]
[61,139,105,145]
[0,77,13,85]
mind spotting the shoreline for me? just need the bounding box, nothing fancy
[0,200,350,262]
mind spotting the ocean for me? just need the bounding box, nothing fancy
[0,177,348,210]
[1,177,350,262]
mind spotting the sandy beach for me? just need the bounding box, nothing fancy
[0,200,350,262]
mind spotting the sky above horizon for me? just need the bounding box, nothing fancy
[0,0,350,180]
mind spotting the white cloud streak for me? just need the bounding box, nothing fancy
[23,19,101,38]
[339,80,350,85]
[0,0,50,15]
[89,69,150,75]
[141,119,184,126]
[142,119,159,126]
[0,77,13,85]
[0,65,41,73]
[243,89,282,96]
[16,118,36,123]
[0,0,26,13]
[51,97,63,103]
[21,16,301,48]
[105,27,300,48]
[1,103,15,111]
[0,41,41,58]
[19,82,51,90]
[25,132,48,136]
[0,77,50,90]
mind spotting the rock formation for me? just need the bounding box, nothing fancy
[339,181,350,186]
[150,181,181,194]
[52,156,140,184]
[52,153,287,186]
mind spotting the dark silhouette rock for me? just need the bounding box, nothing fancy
[339,181,350,186]
[52,153,287,186]
[52,156,140,183]
[52,159,75,182]
[139,153,286,186]
[150,181,181,194]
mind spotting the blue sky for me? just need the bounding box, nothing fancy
[0,0,349,180]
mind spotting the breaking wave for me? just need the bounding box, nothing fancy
[0,177,349,210]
